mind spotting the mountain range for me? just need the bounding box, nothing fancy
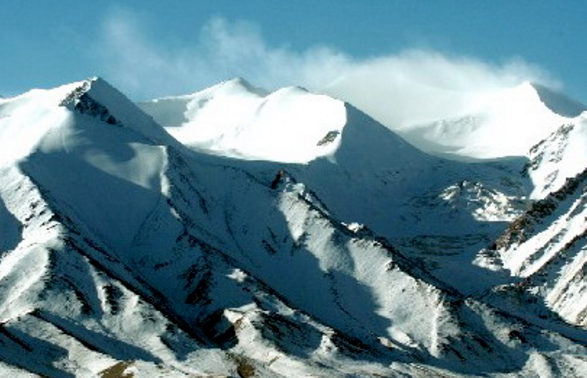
[0,76,586,377]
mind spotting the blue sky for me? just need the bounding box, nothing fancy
[1,1,586,102]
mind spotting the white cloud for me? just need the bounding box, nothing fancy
[321,51,558,127]
[96,11,349,98]
[96,9,558,127]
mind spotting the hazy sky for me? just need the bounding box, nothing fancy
[1,1,585,103]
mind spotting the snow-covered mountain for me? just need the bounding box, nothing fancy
[480,116,587,331]
[1,77,587,377]
[487,167,587,327]
[524,114,587,198]
[139,79,533,294]
[139,78,343,163]
[138,78,528,232]
[387,82,586,161]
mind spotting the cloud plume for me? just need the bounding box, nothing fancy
[96,8,558,127]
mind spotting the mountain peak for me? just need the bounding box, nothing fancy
[59,76,108,99]
[4,76,587,377]
[223,76,252,88]
[59,77,181,146]
[214,77,269,97]
[397,81,583,161]
[59,77,122,125]
[530,82,586,118]
[272,85,310,96]
[140,80,352,163]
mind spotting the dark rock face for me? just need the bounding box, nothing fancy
[493,167,587,251]
[317,130,340,146]
[60,81,121,126]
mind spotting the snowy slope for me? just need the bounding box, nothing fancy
[1,77,587,377]
[480,117,587,330]
[485,167,587,329]
[484,116,587,327]
[140,78,529,236]
[396,83,586,160]
[139,78,346,163]
[140,79,532,294]
[524,114,587,199]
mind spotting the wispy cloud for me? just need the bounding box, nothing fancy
[95,8,558,126]
[95,9,349,98]
[321,50,558,127]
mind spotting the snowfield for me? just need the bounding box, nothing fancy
[393,82,585,161]
[140,78,347,163]
[0,77,587,377]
